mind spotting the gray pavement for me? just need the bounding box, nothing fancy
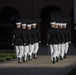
[0,45,76,75]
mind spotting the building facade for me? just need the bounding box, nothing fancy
[0,0,74,44]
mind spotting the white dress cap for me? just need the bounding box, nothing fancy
[59,23,63,26]
[32,23,37,26]
[63,23,67,26]
[16,22,22,25]
[55,23,59,26]
[22,24,26,26]
[27,24,32,27]
[50,22,56,24]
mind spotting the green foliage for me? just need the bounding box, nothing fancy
[0,57,5,62]
[0,53,16,62]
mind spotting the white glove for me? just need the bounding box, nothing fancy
[12,43,14,45]
[46,44,48,46]
[29,43,31,45]
[69,41,71,43]
[39,41,41,43]
[24,43,26,45]
[62,42,64,44]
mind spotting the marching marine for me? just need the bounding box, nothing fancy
[27,24,34,60]
[32,23,41,59]
[47,22,60,63]
[12,22,24,63]
[22,23,29,62]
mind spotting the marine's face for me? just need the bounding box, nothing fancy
[51,24,55,28]
[32,25,36,28]
[59,26,63,29]
[55,25,58,28]
[63,26,66,28]
[22,26,26,29]
[17,25,21,28]
[27,27,31,30]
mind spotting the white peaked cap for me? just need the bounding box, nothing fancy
[50,22,56,24]
[16,22,22,25]
[27,24,32,27]
[55,23,59,26]
[22,24,26,26]
[63,23,67,26]
[32,23,37,26]
[59,23,63,26]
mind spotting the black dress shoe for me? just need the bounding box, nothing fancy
[60,56,63,60]
[33,54,37,59]
[17,57,22,63]
[23,57,27,62]
[28,55,32,60]
[23,60,27,62]
[52,57,55,64]
[64,54,68,58]
[22,56,25,62]
[56,57,59,62]
[33,54,35,59]
[28,55,30,61]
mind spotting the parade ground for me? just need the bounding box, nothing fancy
[0,45,76,75]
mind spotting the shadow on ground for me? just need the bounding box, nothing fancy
[0,65,76,75]
[0,44,76,75]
